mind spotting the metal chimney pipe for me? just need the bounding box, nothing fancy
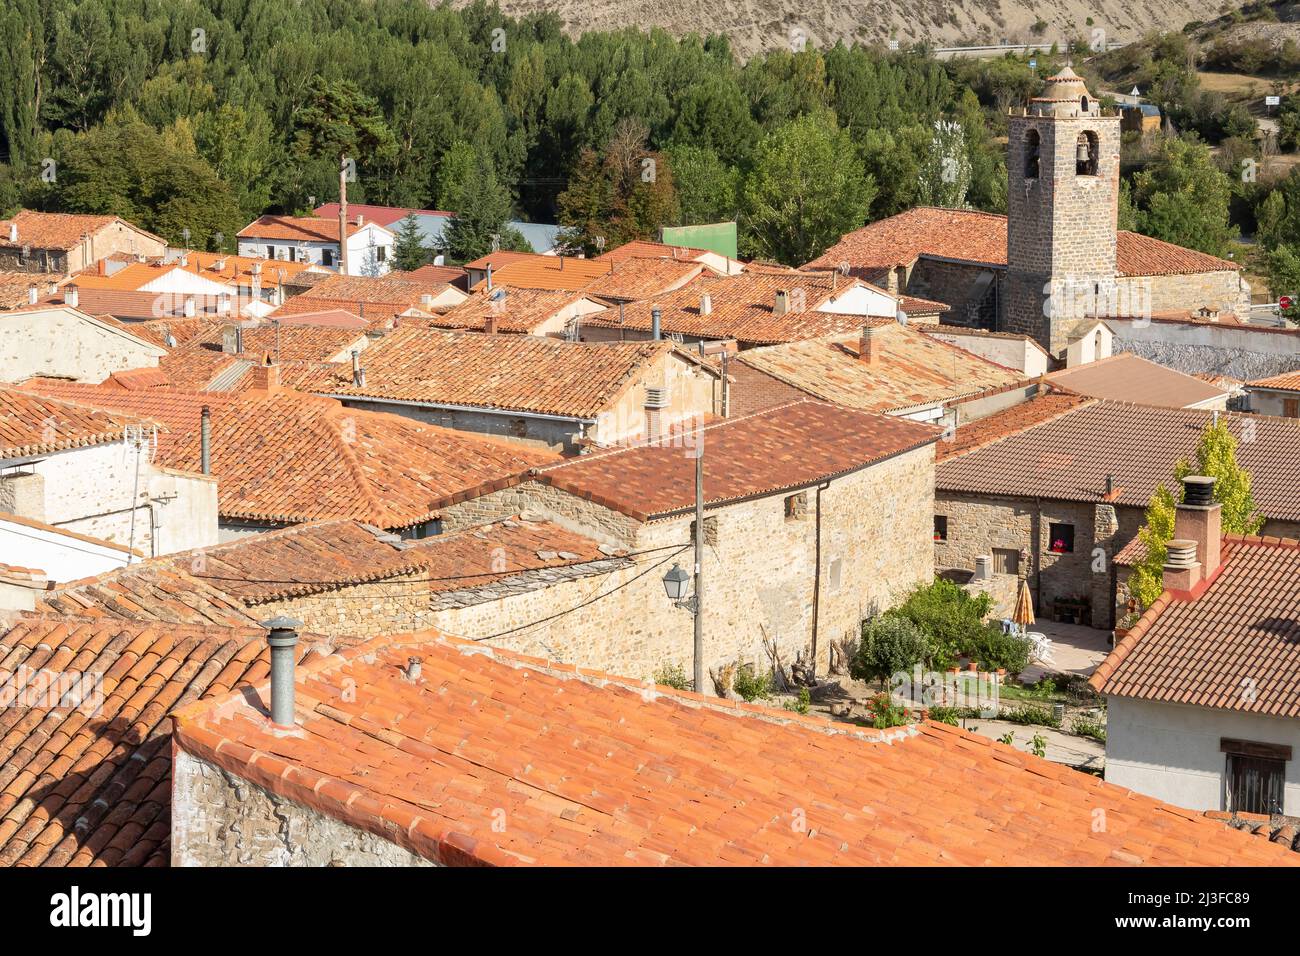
[486,263,493,291]
[261,617,303,727]
[651,306,662,341]
[351,349,364,387]
[234,325,243,353]
[200,406,211,475]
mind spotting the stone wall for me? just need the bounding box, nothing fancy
[0,308,163,384]
[904,259,1000,329]
[339,398,579,454]
[171,750,434,866]
[1108,317,1300,381]
[934,491,1146,629]
[1125,271,1249,318]
[434,445,936,681]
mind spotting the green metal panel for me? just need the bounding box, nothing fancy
[659,222,738,260]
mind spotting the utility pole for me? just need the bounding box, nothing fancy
[338,155,350,276]
[692,433,705,694]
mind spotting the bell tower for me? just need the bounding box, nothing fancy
[1004,67,1121,354]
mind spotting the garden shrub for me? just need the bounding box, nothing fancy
[852,615,929,684]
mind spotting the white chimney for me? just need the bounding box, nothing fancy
[420,293,434,309]
[183,295,197,318]
[64,284,79,308]
[774,290,789,316]
[26,283,37,306]
[7,223,16,243]
[700,293,712,316]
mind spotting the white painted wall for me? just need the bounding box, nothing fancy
[2,441,217,558]
[0,307,165,383]
[237,223,395,277]
[1247,388,1299,417]
[0,516,130,582]
[1105,696,1300,815]
[1065,322,1114,367]
[925,331,1050,376]
[817,283,898,318]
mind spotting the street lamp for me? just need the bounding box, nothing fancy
[659,436,706,693]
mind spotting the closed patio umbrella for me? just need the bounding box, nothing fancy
[1012,578,1035,634]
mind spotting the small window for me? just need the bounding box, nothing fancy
[1049,523,1075,554]
[265,245,274,259]
[322,248,335,267]
[1222,740,1290,815]
[933,515,948,542]
[377,246,387,262]
[784,492,808,521]
[1024,129,1040,179]
[1284,398,1299,419]
[827,558,843,592]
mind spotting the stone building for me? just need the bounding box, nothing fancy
[0,304,166,383]
[806,70,1250,356]
[0,386,217,558]
[426,401,941,680]
[0,210,166,275]
[933,393,1300,629]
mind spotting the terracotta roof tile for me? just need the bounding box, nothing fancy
[1091,536,1300,717]
[581,258,705,301]
[20,384,555,528]
[34,566,257,626]
[806,207,1239,278]
[582,269,878,345]
[176,515,620,603]
[0,211,129,252]
[431,287,590,333]
[522,401,940,521]
[302,325,694,419]
[171,629,1298,866]
[0,272,64,309]
[0,386,153,461]
[468,254,611,292]
[737,322,1024,413]
[1047,353,1230,408]
[937,399,1300,522]
[1249,370,1300,393]
[0,615,349,866]
[237,215,370,243]
[935,392,1091,461]
[595,239,714,263]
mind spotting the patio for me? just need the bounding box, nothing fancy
[1021,620,1113,682]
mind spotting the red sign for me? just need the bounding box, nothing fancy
[1281,295,1294,311]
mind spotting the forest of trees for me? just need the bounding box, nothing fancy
[0,0,1296,277]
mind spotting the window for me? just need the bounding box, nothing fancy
[993,548,1020,576]
[1048,523,1075,554]
[322,248,335,268]
[784,492,808,521]
[377,246,388,262]
[1284,398,1299,419]
[1222,739,1290,815]
[1075,131,1099,176]
[265,245,274,259]
[1023,129,1040,179]
[933,515,948,541]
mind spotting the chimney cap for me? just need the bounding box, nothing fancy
[1182,474,1217,507]
[260,616,303,644]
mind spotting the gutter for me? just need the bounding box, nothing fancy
[318,393,598,425]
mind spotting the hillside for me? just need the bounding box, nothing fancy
[465,0,1231,57]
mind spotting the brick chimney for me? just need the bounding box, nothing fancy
[484,312,500,335]
[858,325,882,365]
[248,354,281,394]
[1162,475,1223,592]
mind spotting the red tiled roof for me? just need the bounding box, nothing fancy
[736,322,1024,414]
[0,271,63,309]
[237,215,368,243]
[1047,353,1229,409]
[92,316,221,351]
[805,207,1239,278]
[35,565,257,626]
[524,401,940,521]
[0,210,151,251]
[20,385,556,528]
[1249,370,1300,393]
[171,628,1299,866]
[0,386,152,461]
[313,203,452,227]
[302,325,697,419]
[431,287,589,333]
[0,615,350,865]
[177,515,620,604]
[935,392,1091,461]
[581,258,704,301]
[400,263,467,286]
[937,399,1300,521]
[461,250,543,271]
[1091,536,1300,718]
[581,269,878,345]
[470,255,611,292]
[898,295,951,315]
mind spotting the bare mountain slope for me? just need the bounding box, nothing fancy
[469,0,1230,57]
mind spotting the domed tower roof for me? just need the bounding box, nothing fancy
[1029,66,1098,117]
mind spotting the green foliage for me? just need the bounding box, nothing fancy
[732,663,772,702]
[927,705,961,726]
[439,141,517,263]
[782,687,812,715]
[1128,484,1178,610]
[852,615,929,684]
[1070,715,1106,743]
[740,111,874,265]
[1030,733,1047,758]
[967,623,1032,674]
[1006,705,1061,729]
[1130,136,1239,257]
[887,577,995,670]
[865,692,911,729]
[1174,417,1264,534]
[1267,245,1300,319]
[392,212,428,271]
[667,144,740,226]
[652,662,692,691]
[997,731,1015,746]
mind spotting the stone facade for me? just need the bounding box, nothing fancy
[430,445,937,681]
[0,220,166,275]
[1005,100,1122,353]
[0,307,165,384]
[1108,317,1300,382]
[171,750,435,866]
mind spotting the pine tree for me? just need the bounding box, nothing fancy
[393,212,427,271]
